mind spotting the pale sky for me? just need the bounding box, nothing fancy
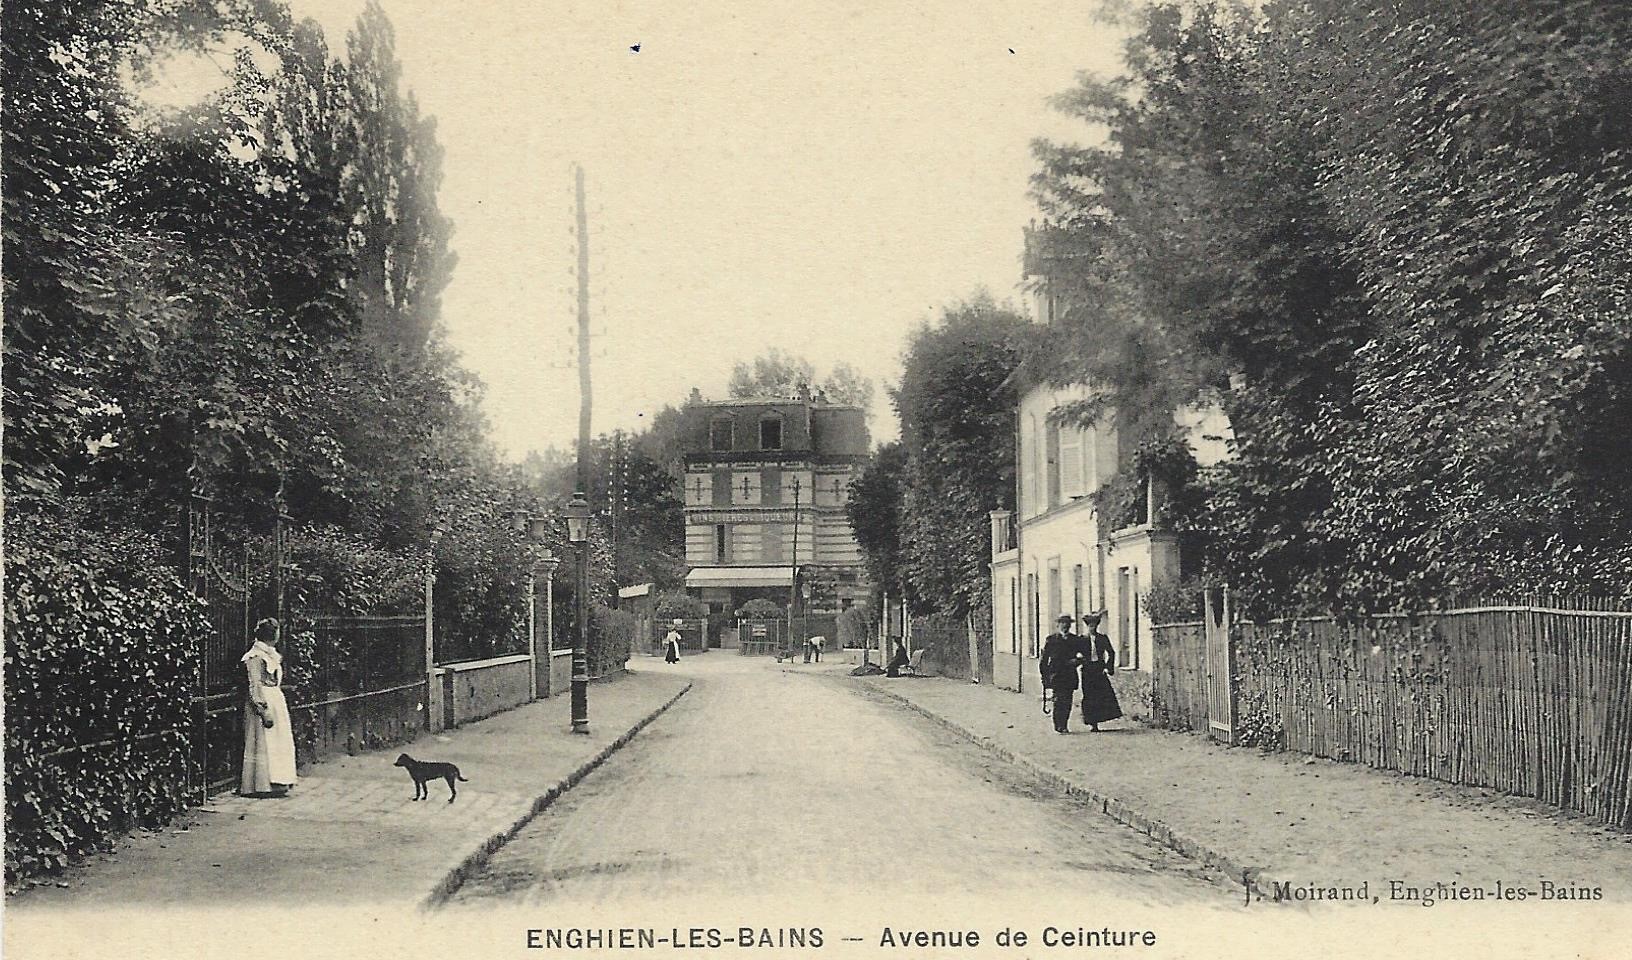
[272,1,1128,457]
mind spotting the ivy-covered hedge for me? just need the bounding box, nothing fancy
[4,524,208,884]
[588,604,635,678]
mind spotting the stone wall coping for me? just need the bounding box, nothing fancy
[438,653,534,672]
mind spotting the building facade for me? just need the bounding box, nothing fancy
[681,396,872,635]
[990,228,1232,699]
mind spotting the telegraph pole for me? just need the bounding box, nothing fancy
[571,163,592,734]
[788,475,802,660]
[608,429,623,589]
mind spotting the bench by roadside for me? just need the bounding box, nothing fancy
[859,673,1632,904]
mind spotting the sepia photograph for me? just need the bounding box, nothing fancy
[3,1,1631,958]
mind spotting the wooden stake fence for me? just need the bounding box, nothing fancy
[1151,600,1632,829]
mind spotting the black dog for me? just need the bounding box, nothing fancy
[394,753,468,803]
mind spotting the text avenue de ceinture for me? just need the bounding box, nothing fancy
[526,926,1161,951]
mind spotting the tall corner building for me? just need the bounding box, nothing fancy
[680,395,873,629]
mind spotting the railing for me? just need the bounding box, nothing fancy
[737,618,785,656]
[434,620,528,666]
[735,615,838,656]
[290,614,428,764]
[305,615,426,696]
[652,618,709,653]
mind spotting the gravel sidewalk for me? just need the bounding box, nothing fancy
[5,669,691,913]
[857,671,1632,905]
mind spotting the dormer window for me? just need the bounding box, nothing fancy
[759,415,783,451]
[710,416,734,452]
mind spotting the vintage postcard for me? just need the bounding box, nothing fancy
[4,1,1630,958]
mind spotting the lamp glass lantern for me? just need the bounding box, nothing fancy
[526,513,551,545]
[564,494,591,543]
[507,508,531,535]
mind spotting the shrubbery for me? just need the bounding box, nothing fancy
[654,590,708,621]
[735,598,783,620]
[588,604,636,678]
[1144,578,1205,626]
[432,517,531,663]
[286,526,423,615]
[4,519,208,883]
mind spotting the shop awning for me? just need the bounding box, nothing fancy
[684,566,795,588]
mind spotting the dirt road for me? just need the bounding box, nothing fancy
[448,656,1233,909]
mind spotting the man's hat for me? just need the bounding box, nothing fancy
[672,618,684,626]
[1055,614,1073,624]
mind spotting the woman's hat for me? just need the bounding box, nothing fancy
[1081,609,1105,624]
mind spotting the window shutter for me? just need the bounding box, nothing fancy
[1023,415,1039,516]
[1046,421,1062,507]
[1036,422,1048,511]
[1059,426,1084,499]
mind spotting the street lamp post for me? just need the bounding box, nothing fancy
[567,162,593,735]
[564,492,591,734]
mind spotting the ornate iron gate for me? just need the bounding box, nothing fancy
[187,485,286,798]
[1204,586,1236,744]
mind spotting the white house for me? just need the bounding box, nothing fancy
[989,228,1232,703]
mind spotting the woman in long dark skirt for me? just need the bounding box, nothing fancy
[1078,611,1123,731]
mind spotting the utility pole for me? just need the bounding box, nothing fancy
[570,163,592,735]
[608,432,616,580]
[788,474,802,660]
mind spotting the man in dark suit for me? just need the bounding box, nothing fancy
[1040,614,1084,734]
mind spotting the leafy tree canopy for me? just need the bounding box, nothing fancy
[1029,0,1632,613]
[850,293,1026,617]
[727,349,875,408]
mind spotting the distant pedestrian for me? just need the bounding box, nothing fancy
[241,618,297,797]
[1040,614,1084,734]
[886,640,909,677]
[809,635,825,662]
[664,619,683,663]
[1078,611,1124,731]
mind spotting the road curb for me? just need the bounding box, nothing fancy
[420,681,694,910]
[866,681,1289,901]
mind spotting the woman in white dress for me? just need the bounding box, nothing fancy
[664,619,683,663]
[241,618,297,796]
